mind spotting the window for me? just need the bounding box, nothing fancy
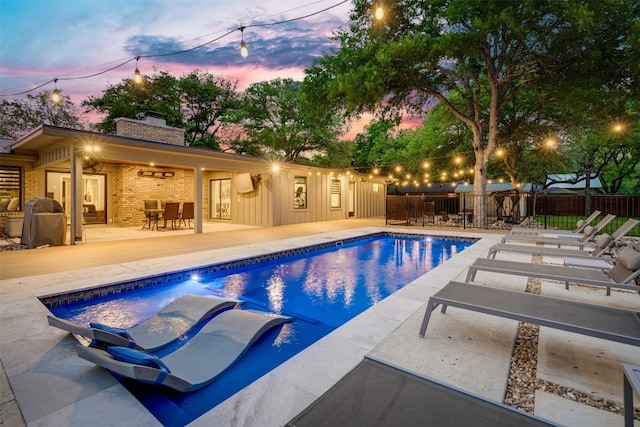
[293,176,307,209]
[0,166,21,211]
[46,171,106,223]
[330,179,341,208]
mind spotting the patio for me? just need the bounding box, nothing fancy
[0,219,638,426]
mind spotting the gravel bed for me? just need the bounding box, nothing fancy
[503,253,640,421]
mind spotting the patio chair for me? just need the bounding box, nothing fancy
[76,309,290,392]
[500,214,617,248]
[47,295,238,351]
[82,204,99,223]
[466,245,640,295]
[418,281,640,347]
[180,202,194,228]
[160,201,180,230]
[286,355,557,427]
[142,199,161,230]
[488,219,640,260]
[509,210,601,235]
[440,211,461,225]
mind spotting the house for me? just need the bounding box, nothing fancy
[0,115,386,243]
[545,174,603,192]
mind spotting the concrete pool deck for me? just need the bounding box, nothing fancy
[0,219,638,426]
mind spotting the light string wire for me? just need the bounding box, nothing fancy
[0,0,349,97]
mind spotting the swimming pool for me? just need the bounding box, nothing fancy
[43,232,475,426]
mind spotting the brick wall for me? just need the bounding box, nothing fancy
[23,169,39,202]
[113,165,194,227]
[115,118,185,146]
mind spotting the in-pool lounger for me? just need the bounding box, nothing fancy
[76,309,290,392]
[48,294,238,351]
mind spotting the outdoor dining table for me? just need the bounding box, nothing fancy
[141,209,164,230]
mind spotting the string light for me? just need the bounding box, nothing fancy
[0,0,350,98]
[51,78,61,104]
[240,27,249,58]
[374,0,384,20]
[133,57,142,84]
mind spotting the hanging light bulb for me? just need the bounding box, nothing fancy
[133,57,142,84]
[240,27,249,58]
[374,0,384,20]
[51,78,61,104]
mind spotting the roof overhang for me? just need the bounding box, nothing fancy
[8,125,271,173]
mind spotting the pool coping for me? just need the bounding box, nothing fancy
[0,226,503,426]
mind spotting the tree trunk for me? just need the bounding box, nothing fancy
[473,155,488,227]
[584,170,592,215]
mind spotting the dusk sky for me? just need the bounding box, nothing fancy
[0,0,352,111]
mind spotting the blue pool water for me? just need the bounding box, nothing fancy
[46,233,473,426]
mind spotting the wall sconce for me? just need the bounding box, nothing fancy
[162,171,175,177]
[139,170,155,177]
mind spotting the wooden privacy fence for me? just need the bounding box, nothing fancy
[529,195,639,218]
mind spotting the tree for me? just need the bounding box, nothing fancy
[240,78,345,162]
[0,92,84,139]
[398,100,473,182]
[83,71,183,134]
[351,119,396,172]
[308,140,353,169]
[316,0,639,226]
[179,71,241,150]
[562,121,640,195]
[83,71,242,149]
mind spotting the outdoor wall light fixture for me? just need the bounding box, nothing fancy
[83,145,100,154]
[240,27,249,58]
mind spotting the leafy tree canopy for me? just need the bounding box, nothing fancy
[83,71,183,134]
[83,70,240,150]
[0,92,84,139]
[239,78,346,162]
[315,0,639,225]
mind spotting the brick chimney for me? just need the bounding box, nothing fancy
[115,111,185,146]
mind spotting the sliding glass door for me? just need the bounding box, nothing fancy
[210,179,231,220]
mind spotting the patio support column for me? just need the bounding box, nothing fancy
[194,167,203,234]
[70,147,84,244]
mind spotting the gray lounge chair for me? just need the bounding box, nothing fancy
[500,214,617,247]
[286,355,557,427]
[466,246,640,295]
[418,281,640,347]
[48,295,238,351]
[76,309,290,392]
[509,210,601,235]
[488,219,640,260]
